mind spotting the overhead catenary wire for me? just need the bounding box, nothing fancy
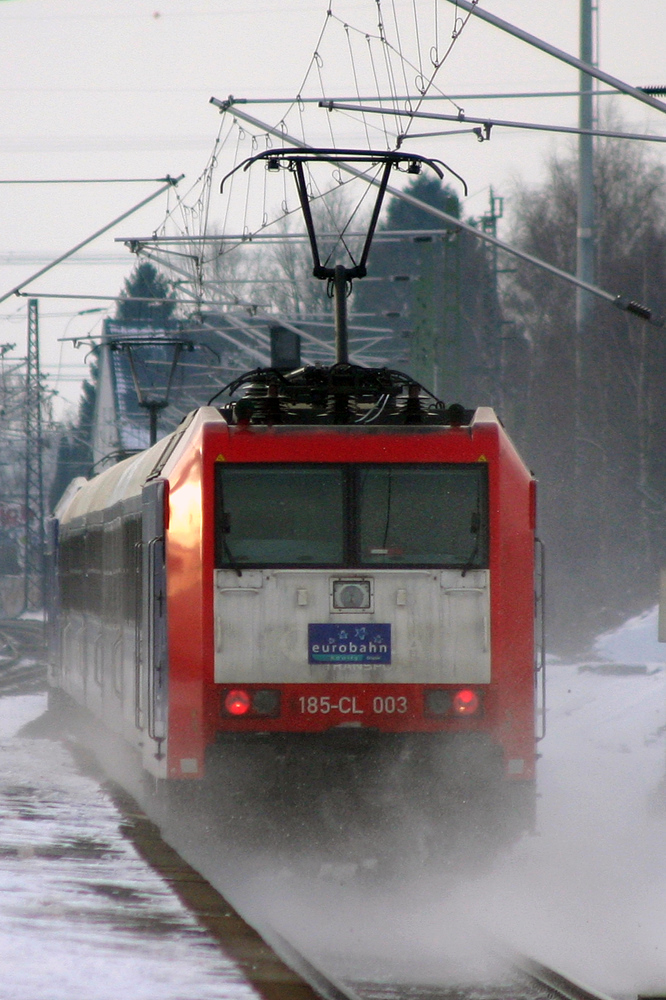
[211,98,665,329]
[321,101,666,145]
[27,292,264,308]
[0,177,181,185]
[174,9,548,312]
[112,6,666,360]
[325,6,467,117]
[211,89,628,105]
[45,297,392,366]
[396,0,479,145]
[115,229,460,243]
[440,0,666,118]
[0,176,184,307]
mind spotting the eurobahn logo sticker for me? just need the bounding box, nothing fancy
[308,624,391,664]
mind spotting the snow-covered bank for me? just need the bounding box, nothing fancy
[483,606,666,998]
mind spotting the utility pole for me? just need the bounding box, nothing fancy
[576,0,595,337]
[480,188,504,408]
[23,299,45,612]
[571,0,598,582]
[574,0,595,496]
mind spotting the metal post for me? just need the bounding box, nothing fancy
[23,299,44,612]
[573,0,597,579]
[481,189,504,409]
[576,0,595,335]
[148,404,159,447]
[333,265,349,364]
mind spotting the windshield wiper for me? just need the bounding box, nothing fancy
[461,510,480,578]
[221,511,242,577]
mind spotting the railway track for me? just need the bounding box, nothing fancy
[10,669,631,1000]
[97,768,624,1000]
[282,950,627,1000]
[322,958,622,1000]
[510,957,622,1000]
[18,694,633,1000]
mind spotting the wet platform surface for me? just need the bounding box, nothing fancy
[0,694,289,1000]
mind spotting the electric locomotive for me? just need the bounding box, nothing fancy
[49,361,541,836]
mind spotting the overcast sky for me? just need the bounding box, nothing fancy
[1,0,665,418]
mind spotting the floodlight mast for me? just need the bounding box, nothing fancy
[220,147,448,364]
[108,337,194,446]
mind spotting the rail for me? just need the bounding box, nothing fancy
[514,953,620,1000]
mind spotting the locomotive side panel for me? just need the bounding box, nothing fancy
[163,411,227,778]
[52,438,187,778]
[488,425,537,781]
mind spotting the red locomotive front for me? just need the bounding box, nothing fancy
[162,382,537,831]
[51,365,539,838]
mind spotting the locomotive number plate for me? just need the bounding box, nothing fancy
[308,624,391,664]
[297,694,409,716]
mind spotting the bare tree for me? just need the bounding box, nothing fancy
[504,131,666,648]
[208,183,366,320]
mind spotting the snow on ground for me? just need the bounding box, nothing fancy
[1,608,665,999]
[0,695,258,1000]
[210,608,666,1000]
[481,606,666,999]
[169,609,666,1000]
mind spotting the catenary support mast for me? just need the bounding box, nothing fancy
[577,0,596,333]
[23,299,44,612]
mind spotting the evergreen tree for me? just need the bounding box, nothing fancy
[50,264,178,503]
[383,173,460,228]
[49,364,97,508]
[115,262,176,326]
[354,173,502,406]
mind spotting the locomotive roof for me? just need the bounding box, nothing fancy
[56,359,510,527]
[57,430,182,525]
[57,406,226,525]
[214,364,475,428]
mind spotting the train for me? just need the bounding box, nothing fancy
[47,361,542,841]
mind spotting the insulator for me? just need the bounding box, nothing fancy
[447,403,467,426]
[402,383,424,424]
[264,383,283,425]
[626,300,652,320]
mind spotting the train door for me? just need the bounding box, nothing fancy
[138,479,168,753]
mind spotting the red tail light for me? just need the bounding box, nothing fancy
[452,688,480,716]
[224,689,251,715]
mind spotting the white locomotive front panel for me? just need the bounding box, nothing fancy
[214,567,490,685]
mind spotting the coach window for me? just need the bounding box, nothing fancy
[358,465,488,568]
[216,465,344,567]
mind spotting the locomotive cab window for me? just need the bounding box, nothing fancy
[215,463,488,570]
[215,465,345,567]
[358,465,488,568]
